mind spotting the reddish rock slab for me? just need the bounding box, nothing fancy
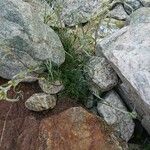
[36,107,125,150]
[0,78,126,150]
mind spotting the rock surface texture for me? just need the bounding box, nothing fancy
[140,0,150,6]
[25,93,56,111]
[97,91,135,142]
[0,80,127,150]
[96,18,125,42]
[97,7,150,133]
[51,0,110,26]
[86,56,118,92]
[0,0,65,80]
[25,0,60,27]
[123,0,142,14]
[108,4,129,20]
[39,107,126,150]
[38,78,64,94]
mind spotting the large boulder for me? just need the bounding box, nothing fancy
[97,91,135,142]
[38,107,126,150]
[0,0,65,80]
[96,7,150,133]
[51,0,110,26]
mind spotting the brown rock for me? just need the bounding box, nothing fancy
[37,107,126,150]
[0,78,126,150]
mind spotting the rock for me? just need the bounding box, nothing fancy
[85,56,118,92]
[123,0,142,14]
[24,0,61,27]
[39,107,127,150]
[90,107,99,116]
[130,7,150,25]
[97,91,135,142]
[108,4,129,20]
[116,83,139,111]
[88,81,103,96]
[25,93,56,111]
[140,0,150,7]
[84,95,96,109]
[96,7,150,133]
[38,78,64,94]
[0,79,127,149]
[142,116,150,135]
[0,0,65,80]
[51,0,110,26]
[96,18,125,42]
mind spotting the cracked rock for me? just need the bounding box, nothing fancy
[97,90,135,142]
[25,93,56,111]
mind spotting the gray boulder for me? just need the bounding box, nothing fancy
[51,0,110,26]
[97,91,135,142]
[24,0,52,21]
[85,56,118,92]
[123,0,142,14]
[140,0,150,7]
[24,0,61,27]
[96,18,125,43]
[130,7,150,25]
[0,0,65,80]
[96,7,150,133]
[25,93,56,111]
[108,4,129,20]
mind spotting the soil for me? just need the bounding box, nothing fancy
[0,77,80,119]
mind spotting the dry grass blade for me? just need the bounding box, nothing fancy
[0,104,13,147]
